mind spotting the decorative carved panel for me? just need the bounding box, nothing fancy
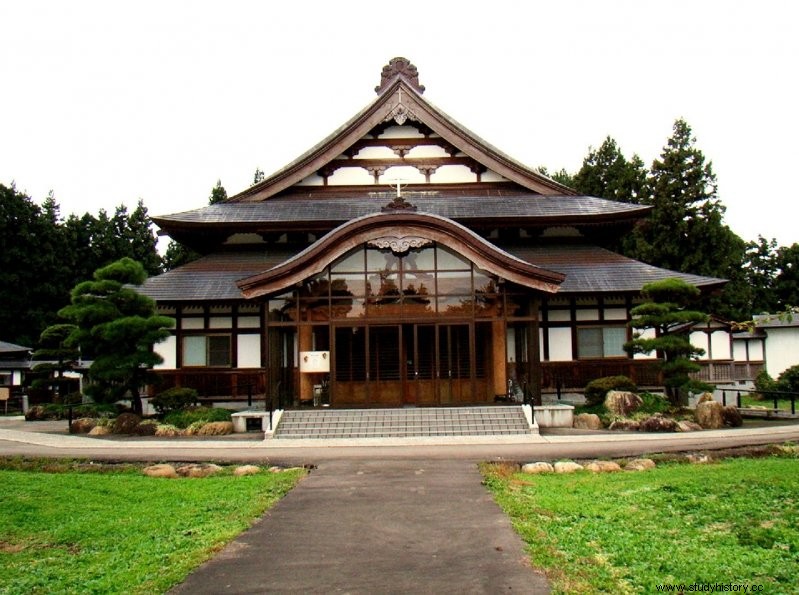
[367,235,432,254]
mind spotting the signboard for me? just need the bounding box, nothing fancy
[299,351,330,373]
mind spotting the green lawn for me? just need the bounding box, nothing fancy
[483,454,799,594]
[0,459,304,594]
[740,393,797,412]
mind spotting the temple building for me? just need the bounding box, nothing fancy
[140,57,725,408]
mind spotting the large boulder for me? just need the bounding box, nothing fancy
[176,463,223,478]
[695,401,724,429]
[155,424,182,437]
[697,392,715,404]
[604,391,643,416]
[625,458,656,471]
[608,419,641,431]
[677,420,703,432]
[585,460,622,473]
[143,464,178,478]
[722,405,743,427]
[554,461,584,473]
[521,462,554,474]
[639,413,679,432]
[70,417,97,434]
[573,413,603,430]
[112,413,142,434]
[234,465,261,477]
[88,425,112,437]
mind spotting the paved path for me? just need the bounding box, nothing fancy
[170,458,549,594]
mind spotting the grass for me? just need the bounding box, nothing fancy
[482,453,799,594]
[740,393,797,412]
[0,458,305,594]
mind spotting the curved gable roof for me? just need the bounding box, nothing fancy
[229,58,574,203]
[237,211,565,299]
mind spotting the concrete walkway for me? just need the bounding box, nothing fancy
[170,458,549,595]
[3,419,799,593]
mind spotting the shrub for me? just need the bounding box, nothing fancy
[638,392,670,415]
[151,387,198,415]
[754,369,777,395]
[112,413,142,434]
[584,376,637,407]
[776,365,799,393]
[163,406,232,429]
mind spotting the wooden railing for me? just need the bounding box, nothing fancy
[541,360,663,390]
[152,369,266,398]
[691,361,764,383]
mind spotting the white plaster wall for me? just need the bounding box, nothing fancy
[406,145,449,158]
[327,167,374,185]
[238,316,261,329]
[547,310,571,322]
[353,146,395,159]
[224,233,265,245]
[691,331,710,360]
[430,164,475,183]
[548,327,573,361]
[296,174,324,186]
[182,318,204,330]
[604,307,627,321]
[209,316,232,329]
[154,335,177,369]
[575,309,599,321]
[383,165,425,184]
[711,331,732,360]
[481,170,507,182]
[378,125,423,138]
[733,341,748,362]
[237,334,261,368]
[12,371,23,385]
[749,340,764,361]
[764,328,799,376]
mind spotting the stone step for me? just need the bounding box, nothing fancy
[273,406,533,439]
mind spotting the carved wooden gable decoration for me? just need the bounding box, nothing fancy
[229,57,574,203]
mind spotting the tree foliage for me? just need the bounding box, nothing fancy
[572,136,649,204]
[0,183,163,346]
[57,258,174,414]
[31,323,80,398]
[624,278,708,404]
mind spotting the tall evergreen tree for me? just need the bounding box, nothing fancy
[572,136,649,204]
[743,236,779,315]
[209,179,228,204]
[775,243,799,308]
[629,119,749,320]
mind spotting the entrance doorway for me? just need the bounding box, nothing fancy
[332,322,486,406]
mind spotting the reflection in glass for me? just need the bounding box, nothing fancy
[331,248,364,272]
[330,273,365,297]
[436,245,470,270]
[438,296,474,316]
[268,299,296,322]
[331,298,365,319]
[437,271,472,295]
[366,248,399,272]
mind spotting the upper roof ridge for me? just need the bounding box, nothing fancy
[375,57,425,95]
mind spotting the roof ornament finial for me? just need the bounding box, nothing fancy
[375,57,425,95]
[382,177,417,212]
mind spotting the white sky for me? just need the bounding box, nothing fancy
[2,0,797,247]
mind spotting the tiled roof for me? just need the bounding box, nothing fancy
[138,243,725,302]
[153,195,650,229]
[504,244,726,294]
[0,341,31,354]
[138,250,296,302]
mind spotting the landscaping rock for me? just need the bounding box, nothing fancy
[722,405,743,427]
[585,460,622,473]
[697,392,715,404]
[554,461,583,473]
[70,417,97,434]
[573,413,603,430]
[608,419,640,431]
[521,462,554,474]
[196,421,234,436]
[143,464,178,478]
[135,421,158,436]
[176,463,223,478]
[625,458,656,471]
[604,391,643,416]
[677,420,703,432]
[695,401,724,429]
[88,425,112,436]
[639,413,679,432]
[233,465,261,477]
[112,413,142,434]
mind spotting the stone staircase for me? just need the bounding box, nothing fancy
[272,406,534,440]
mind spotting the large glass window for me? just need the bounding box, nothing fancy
[183,335,231,367]
[577,326,627,358]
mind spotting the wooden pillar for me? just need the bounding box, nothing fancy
[492,319,507,398]
[299,324,313,402]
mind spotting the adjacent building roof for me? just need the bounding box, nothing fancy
[0,341,31,356]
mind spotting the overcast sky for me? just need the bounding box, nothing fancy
[2,0,797,247]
